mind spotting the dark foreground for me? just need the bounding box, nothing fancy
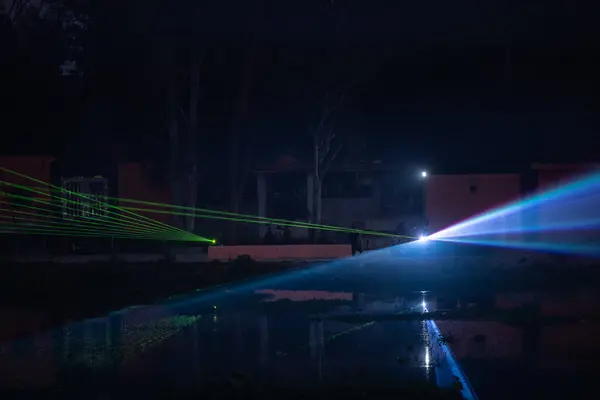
[0,257,463,399]
[0,258,298,341]
[2,247,600,399]
[1,376,463,400]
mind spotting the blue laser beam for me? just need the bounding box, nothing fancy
[426,170,600,256]
[426,319,478,400]
[170,240,428,312]
[429,170,600,240]
[437,235,600,256]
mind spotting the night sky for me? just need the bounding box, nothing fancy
[2,0,599,172]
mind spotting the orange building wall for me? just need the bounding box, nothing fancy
[425,174,522,233]
[208,244,352,261]
[117,163,173,226]
[533,164,599,245]
[533,163,596,192]
[0,156,54,225]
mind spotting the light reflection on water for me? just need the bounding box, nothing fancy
[0,289,430,389]
[1,287,599,398]
[423,289,600,399]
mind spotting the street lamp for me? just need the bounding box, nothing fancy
[419,170,428,234]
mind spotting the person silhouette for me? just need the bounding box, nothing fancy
[264,226,275,244]
[282,226,292,244]
[349,224,361,255]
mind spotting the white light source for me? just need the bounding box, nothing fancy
[419,235,428,241]
[421,171,428,178]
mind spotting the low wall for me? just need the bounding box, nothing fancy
[208,244,352,261]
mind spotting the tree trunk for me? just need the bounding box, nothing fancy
[185,49,200,232]
[229,126,240,243]
[226,0,263,244]
[185,165,197,232]
[168,72,183,229]
[311,139,321,243]
[315,182,322,226]
[314,178,323,243]
[229,42,256,244]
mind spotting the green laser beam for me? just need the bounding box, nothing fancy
[111,196,414,238]
[4,182,204,244]
[0,180,179,238]
[3,187,406,241]
[0,213,185,240]
[0,171,183,236]
[3,183,399,240]
[0,224,167,241]
[1,189,200,242]
[0,198,168,236]
[0,216,175,238]
[0,219,160,237]
[0,168,412,240]
[1,169,399,238]
[1,191,173,235]
[123,206,413,239]
[0,226,169,241]
[0,168,209,242]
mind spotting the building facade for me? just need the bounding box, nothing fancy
[257,160,599,246]
[255,158,428,246]
[0,156,173,230]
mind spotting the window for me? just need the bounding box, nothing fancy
[61,177,109,219]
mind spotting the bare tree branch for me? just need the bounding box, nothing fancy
[322,143,342,175]
[7,0,22,18]
[36,0,47,19]
[305,0,354,236]
[7,0,27,22]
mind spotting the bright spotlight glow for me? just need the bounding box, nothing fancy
[419,235,428,242]
[421,171,428,178]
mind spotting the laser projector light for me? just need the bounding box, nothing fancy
[418,235,429,242]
